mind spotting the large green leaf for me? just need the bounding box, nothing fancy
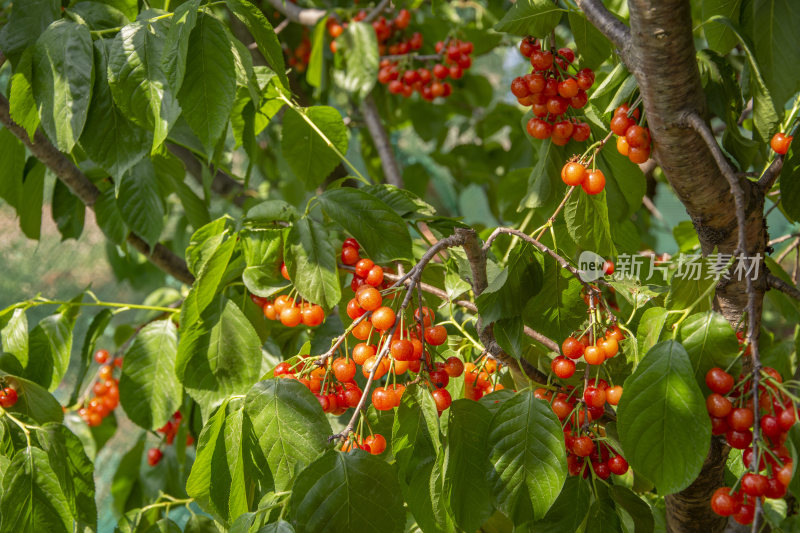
[94,187,128,244]
[175,297,262,414]
[245,379,332,491]
[617,340,711,494]
[0,0,60,67]
[494,0,562,36]
[392,384,441,486]
[0,373,64,424]
[520,138,562,210]
[25,305,80,391]
[752,0,800,107]
[225,0,288,89]
[19,161,46,240]
[9,49,41,141]
[182,232,237,326]
[317,188,413,262]
[0,116,28,211]
[702,0,742,55]
[281,106,348,190]
[332,22,378,101]
[568,12,612,70]
[186,398,271,525]
[161,0,200,93]
[780,149,800,222]
[108,19,181,152]
[485,391,566,520]
[477,245,542,324]
[679,311,740,389]
[31,20,94,153]
[69,309,113,406]
[177,13,237,154]
[289,450,405,533]
[0,447,74,532]
[443,400,494,532]
[51,180,85,240]
[81,39,150,179]
[116,159,165,247]
[609,485,655,533]
[36,423,97,530]
[119,320,181,430]
[564,189,617,258]
[530,477,591,533]
[523,258,585,341]
[1,308,28,364]
[284,217,341,309]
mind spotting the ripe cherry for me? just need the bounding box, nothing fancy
[352,343,375,365]
[760,415,782,439]
[625,125,651,148]
[444,356,464,377]
[572,122,591,142]
[557,78,579,99]
[706,393,733,418]
[583,345,604,365]
[280,306,302,327]
[733,503,754,525]
[354,258,374,278]
[301,305,325,327]
[352,320,373,341]
[341,245,359,265]
[777,462,793,486]
[765,477,787,499]
[628,146,650,164]
[569,90,588,109]
[356,287,382,311]
[527,118,552,139]
[94,349,110,364]
[366,265,384,287]
[511,77,529,98]
[771,132,793,155]
[414,306,434,327]
[0,387,18,408]
[371,306,396,331]
[705,367,734,394]
[608,454,629,475]
[572,436,595,457]
[333,358,356,382]
[725,429,753,449]
[346,298,366,320]
[531,50,553,70]
[424,325,448,346]
[598,337,618,359]
[551,356,575,379]
[390,339,414,361]
[147,448,163,467]
[616,136,630,156]
[576,68,595,90]
[741,473,768,497]
[372,387,395,411]
[779,407,797,430]
[710,487,736,516]
[433,64,448,79]
[727,408,754,431]
[364,434,387,454]
[583,387,606,408]
[562,336,585,359]
[99,365,114,381]
[519,38,537,58]
[432,388,452,412]
[429,369,449,389]
[610,115,633,136]
[605,385,623,406]
[582,170,606,195]
[561,162,586,186]
[280,262,290,280]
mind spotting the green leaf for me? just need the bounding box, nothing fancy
[289,450,405,533]
[530,477,591,533]
[161,0,200,93]
[702,0,742,55]
[97,0,137,21]
[81,38,150,179]
[183,234,237,326]
[26,305,79,391]
[36,423,97,529]
[494,0,562,37]
[565,188,617,258]
[520,139,561,210]
[332,22,379,101]
[0,0,60,67]
[70,309,113,406]
[0,447,74,532]
[177,13,237,154]
[67,2,128,31]
[184,515,220,533]
[665,259,715,312]
[317,188,413,262]
[0,128,27,211]
[19,161,45,240]
[707,16,780,140]
[1,308,28,364]
[284,217,341,308]
[245,379,332,491]
[51,180,85,240]
[780,149,800,222]
[94,187,128,244]
[281,107,348,190]
[617,340,711,494]
[9,49,41,141]
[477,245,542,324]
[119,320,181,430]
[393,384,441,485]
[175,297,262,415]
[609,485,655,533]
[31,20,94,153]
[110,435,145,515]
[523,259,585,341]
[0,373,64,424]
[485,391,566,520]
[637,306,669,357]
[108,19,181,152]
[568,12,612,70]
[225,0,289,90]
[752,0,800,107]
[679,311,741,389]
[585,488,623,533]
[187,398,270,525]
[117,159,165,247]
[443,400,494,532]
[306,17,327,88]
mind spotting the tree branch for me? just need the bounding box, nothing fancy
[767,274,800,301]
[0,93,195,285]
[264,0,326,26]
[359,94,403,187]
[757,154,785,192]
[574,0,632,62]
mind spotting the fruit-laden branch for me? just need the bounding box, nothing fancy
[264,0,325,26]
[359,95,403,187]
[574,0,632,63]
[0,92,195,285]
[767,274,800,301]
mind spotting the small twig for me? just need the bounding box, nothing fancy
[769,233,800,246]
[264,0,325,26]
[363,0,391,23]
[777,237,800,263]
[380,53,443,62]
[767,273,800,301]
[757,155,785,192]
[274,18,291,35]
[359,94,403,187]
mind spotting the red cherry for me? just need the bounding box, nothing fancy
[94,349,110,364]
[431,388,452,411]
[147,448,163,467]
[771,132,793,154]
[551,356,575,379]
[608,455,629,475]
[705,367,734,394]
[710,487,736,516]
[0,387,18,408]
[741,473,768,497]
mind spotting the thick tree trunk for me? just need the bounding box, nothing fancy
[623,1,768,531]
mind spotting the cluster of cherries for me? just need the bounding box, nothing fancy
[551,325,624,379]
[0,383,18,408]
[286,31,312,73]
[512,38,594,144]
[560,160,606,195]
[147,410,192,467]
[250,263,326,328]
[378,38,474,101]
[705,366,797,524]
[610,104,652,164]
[771,131,793,155]
[463,357,505,401]
[78,349,122,427]
[327,8,419,55]
[534,381,628,479]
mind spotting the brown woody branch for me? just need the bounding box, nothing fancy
[0,92,195,285]
[757,154,785,192]
[264,0,326,26]
[359,94,403,187]
[767,274,800,301]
